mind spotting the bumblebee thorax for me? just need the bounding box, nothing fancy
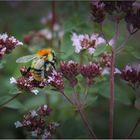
[37,48,52,57]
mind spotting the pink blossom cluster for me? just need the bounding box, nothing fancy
[0,33,23,59]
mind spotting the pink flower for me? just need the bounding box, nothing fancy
[100,52,112,67]
[48,71,64,91]
[60,60,79,87]
[80,62,102,78]
[80,62,102,85]
[71,32,105,54]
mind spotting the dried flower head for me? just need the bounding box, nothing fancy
[71,33,105,54]
[15,105,58,139]
[60,60,79,87]
[0,33,23,59]
[125,8,140,34]
[91,0,105,23]
[48,70,64,92]
[23,31,36,45]
[91,1,137,25]
[102,1,135,15]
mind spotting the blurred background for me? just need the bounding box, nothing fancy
[0,1,140,139]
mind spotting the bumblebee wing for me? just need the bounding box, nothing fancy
[16,54,37,63]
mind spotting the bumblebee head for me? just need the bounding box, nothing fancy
[37,48,54,58]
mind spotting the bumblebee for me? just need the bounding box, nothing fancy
[16,48,56,81]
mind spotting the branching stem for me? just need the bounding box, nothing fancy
[60,90,97,139]
[0,92,22,110]
[77,106,97,139]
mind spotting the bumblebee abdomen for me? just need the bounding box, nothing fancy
[31,69,43,81]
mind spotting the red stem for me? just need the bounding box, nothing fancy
[50,0,56,47]
[109,22,118,139]
[127,116,140,138]
[61,91,97,139]
[78,107,97,139]
[0,92,22,110]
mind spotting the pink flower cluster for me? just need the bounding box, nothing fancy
[0,33,23,59]
[60,60,79,87]
[71,33,105,54]
[60,60,102,86]
[15,105,58,139]
[10,66,48,95]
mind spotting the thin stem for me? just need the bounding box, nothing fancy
[116,34,131,54]
[74,89,97,139]
[61,91,74,105]
[109,22,118,139]
[83,84,89,105]
[79,51,84,67]
[50,0,56,47]
[77,106,97,139]
[127,116,140,138]
[0,92,22,110]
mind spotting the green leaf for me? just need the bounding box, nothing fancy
[61,32,74,60]
[106,44,112,52]
[126,46,140,59]
[94,43,106,57]
[84,96,98,108]
[9,87,21,95]
[0,96,22,109]
[99,79,134,105]
[22,94,47,111]
[0,60,6,69]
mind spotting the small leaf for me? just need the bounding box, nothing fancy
[94,43,106,57]
[0,96,22,109]
[106,44,112,52]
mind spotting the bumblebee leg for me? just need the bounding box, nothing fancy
[27,67,31,72]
